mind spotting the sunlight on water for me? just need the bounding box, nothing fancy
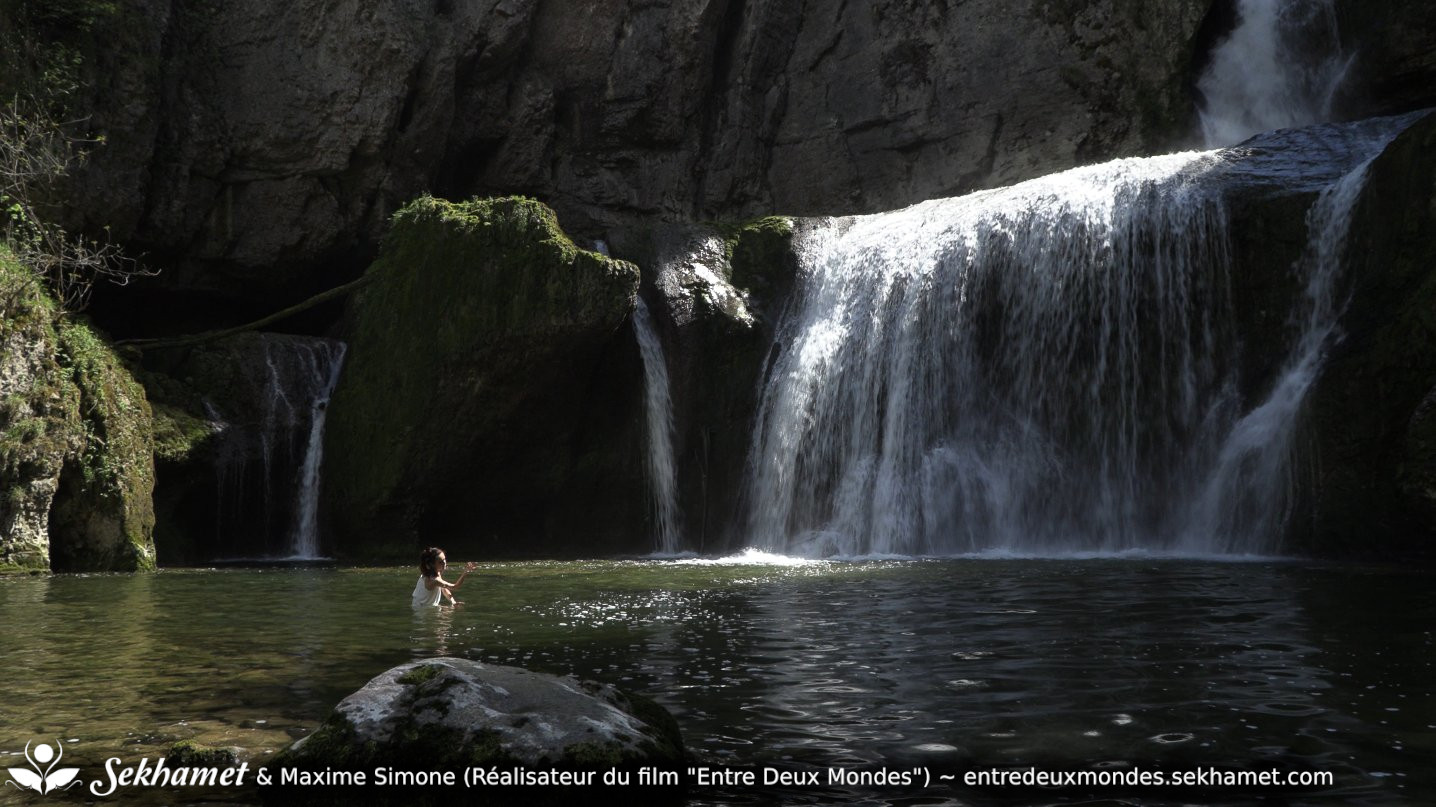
[0,560,1430,805]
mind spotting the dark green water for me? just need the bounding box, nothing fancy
[1,556,1431,805]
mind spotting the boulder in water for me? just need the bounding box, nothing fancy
[267,658,684,805]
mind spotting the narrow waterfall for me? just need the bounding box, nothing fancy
[1177,145,1383,552]
[743,118,1413,558]
[633,297,683,554]
[1198,0,1351,146]
[289,343,347,558]
[210,335,347,559]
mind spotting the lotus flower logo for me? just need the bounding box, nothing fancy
[5,740,81,795]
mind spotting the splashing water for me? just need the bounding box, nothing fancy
[1198,0,1352,146]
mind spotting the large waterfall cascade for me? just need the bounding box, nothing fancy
[743,119,1412,558]
[210,335,348,559]
[1198,0,1352,146]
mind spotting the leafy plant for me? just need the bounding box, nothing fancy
[0,1,154,311]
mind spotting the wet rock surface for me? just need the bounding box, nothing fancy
[268,657,684,805]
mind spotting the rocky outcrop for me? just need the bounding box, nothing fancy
[611,218,799,550]
[323,197,642,557]
[1302,110,1436,560]
[0,250,157,573]
[267,658,684,805]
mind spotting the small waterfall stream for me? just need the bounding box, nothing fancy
[289,343,347,559]
[743,118,1413,558]
[633,297,683,554]
[210,335,347,559]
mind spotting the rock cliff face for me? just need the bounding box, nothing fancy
[1303,111,1436,560]
[68,0,1225,299]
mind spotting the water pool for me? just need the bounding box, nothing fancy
[1,557,1430,804]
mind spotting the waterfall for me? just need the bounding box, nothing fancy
[209,335,347,559]
[633,297,683,554]
[289,343,347,559]
[1177,144,1384,552]
[1198,0,1352,146]
[743,118,1412,558]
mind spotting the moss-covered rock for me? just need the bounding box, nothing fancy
[0,247,157,573]
[324,196,641,558]
[265,658,684,806]
[1300,110,1436,560]
[0,254,75,573]
[48,318,157,571]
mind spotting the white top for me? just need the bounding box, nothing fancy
[412,575,442,608]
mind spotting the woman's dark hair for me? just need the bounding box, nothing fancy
[419,547,444,578]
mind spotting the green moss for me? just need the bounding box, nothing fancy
[167,739,238,767]
[397,663,444,686]
[149,401,214,463]
[1,246,158,573]
[0,554,48,574]
[722,216,795,315]
[49,316,157,571]
[324,195,639,553]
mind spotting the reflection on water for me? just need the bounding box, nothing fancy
[0,559,1431,805]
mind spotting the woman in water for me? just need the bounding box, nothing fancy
[412,547,478,607]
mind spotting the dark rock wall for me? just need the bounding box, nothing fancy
[70,0,1230,300]
[1302,110,1436,560]
[1337,1,1436,118]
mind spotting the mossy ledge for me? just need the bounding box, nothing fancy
[0,248,157,573]
[324,196,641,557]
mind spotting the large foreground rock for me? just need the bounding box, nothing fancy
[267,658,684,805]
